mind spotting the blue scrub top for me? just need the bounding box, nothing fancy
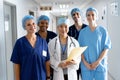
[78,26,111,72]
[10,36,50,80]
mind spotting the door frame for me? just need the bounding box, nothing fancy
[4,1,17,80]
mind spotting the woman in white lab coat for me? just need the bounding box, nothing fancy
[48,18,81,80]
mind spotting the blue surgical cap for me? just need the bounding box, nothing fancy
[71,8,81,16]
[57,18,69,27]
[22,15,34,30]
[86,7,98,16]
[37,15,50,25]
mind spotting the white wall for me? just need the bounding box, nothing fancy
[4,0,38,38]
[0,0,7,80]
[84,0,120,80]
[107,0,120,80]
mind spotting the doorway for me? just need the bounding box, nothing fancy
[4,2,17,80]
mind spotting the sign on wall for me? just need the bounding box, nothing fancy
[110,2,119,16]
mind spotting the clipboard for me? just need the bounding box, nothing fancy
[66,46,87,61]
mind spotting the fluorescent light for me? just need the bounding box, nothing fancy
[59,4,69,9]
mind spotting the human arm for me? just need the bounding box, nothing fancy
[81,54,92,70]
[14,64,20,80]
[57,59,76,70]
[58,60,68,69]
[48,39,62,71]
[91,27,111,69]
[45,60,50,80]
[91,49,109,70]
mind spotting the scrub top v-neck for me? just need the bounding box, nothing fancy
[11,36,50,80]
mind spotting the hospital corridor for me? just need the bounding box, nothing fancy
[0,0,120,80]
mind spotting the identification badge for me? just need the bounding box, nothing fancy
[42,50,47,57]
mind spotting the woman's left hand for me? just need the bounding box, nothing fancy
[91,61,100,70]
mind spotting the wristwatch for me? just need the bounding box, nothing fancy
[46,76,50,79]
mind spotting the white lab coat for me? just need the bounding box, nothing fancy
[48,36,81,80]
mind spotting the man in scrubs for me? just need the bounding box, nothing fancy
[78,7,112,80]
[10,15,50,80]
[68,8,87,80]
[68,8,87,40]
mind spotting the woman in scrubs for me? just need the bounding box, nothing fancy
[48,18,80,80]
[10,15,50,80]
[78,7,112,80]
[36,15,57,80]
[36,15,57,43]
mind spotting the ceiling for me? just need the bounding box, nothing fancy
[34,0,94,16]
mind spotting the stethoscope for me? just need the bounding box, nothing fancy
[53,37,76,55]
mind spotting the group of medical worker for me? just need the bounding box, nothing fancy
[10,7,111,80]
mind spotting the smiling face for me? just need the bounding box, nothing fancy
[38,20,49,32]
[25,19,36,34]
[57,24,69,37]
[86,11,97,24]
[72,12,82,23]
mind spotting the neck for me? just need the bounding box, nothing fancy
[38,30,47,39]
[75,22,82,30]
[59,35,68,44]
[26,33,36,40]
[89,22,97,31]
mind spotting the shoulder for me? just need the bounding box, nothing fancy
[97,26,108,33]
[82,23,88,27]
[69,24,75,29]
[48,36,57,45]
[47,31,57,38]
[16,36,25,43]
[48,31,57,35]
[35,32,40,36]
[99,26,107,30]
[13,36,25,48]
[81,26,89,32]
[68,36,79,44]
[69,36,76,41]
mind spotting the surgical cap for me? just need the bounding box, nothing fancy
[22,15,34,30]
[71,8,81,16]
[37,15,50,25]
[86,7,98,16]
[57,18,69,27]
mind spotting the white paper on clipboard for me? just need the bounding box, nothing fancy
[67,46,88,61]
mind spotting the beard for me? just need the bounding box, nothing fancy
[74,18,81,23]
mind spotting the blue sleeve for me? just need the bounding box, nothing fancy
[10,40,20,64]
[102,28,112,49]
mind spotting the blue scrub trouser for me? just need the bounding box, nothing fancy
[81,70,107,80]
